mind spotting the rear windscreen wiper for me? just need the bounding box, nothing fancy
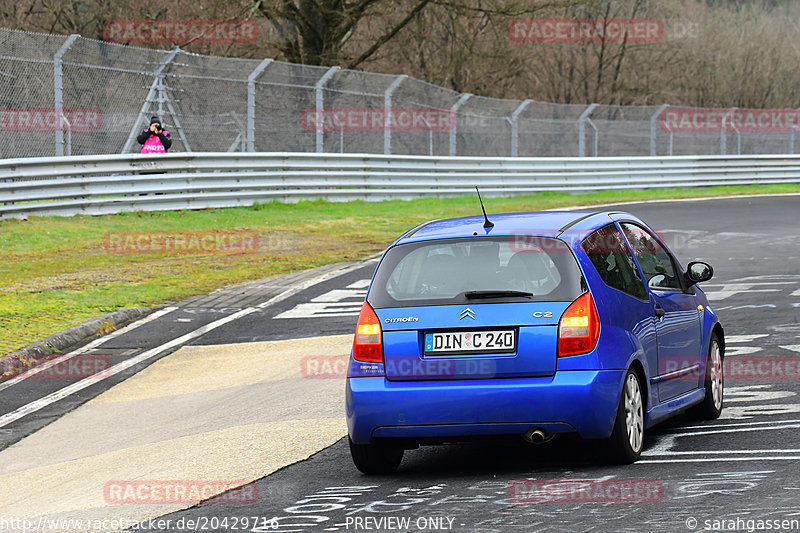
[464,290,533,299]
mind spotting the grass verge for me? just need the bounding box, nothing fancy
[1,183,798,357]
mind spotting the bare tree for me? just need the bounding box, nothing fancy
[250,0,434,66]
[503,0,674,105]
[4,0,800,107]
[354,0,580,97]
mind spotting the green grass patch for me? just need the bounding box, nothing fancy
[1,183,797,356]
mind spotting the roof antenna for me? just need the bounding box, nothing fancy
[475,186,494,229]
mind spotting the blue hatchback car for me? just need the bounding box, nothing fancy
[346,210,724,473]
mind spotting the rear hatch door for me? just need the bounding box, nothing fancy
[379,302,570,380]
[368,235,584,381]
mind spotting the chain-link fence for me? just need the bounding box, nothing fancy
[3,27,800,159]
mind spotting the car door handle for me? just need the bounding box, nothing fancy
[654,305,666,317]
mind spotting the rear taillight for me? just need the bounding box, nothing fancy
[353,302,383,363]
[558,292,600,357]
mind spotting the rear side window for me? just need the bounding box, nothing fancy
[368,236,583,308]
[581,224,648,300]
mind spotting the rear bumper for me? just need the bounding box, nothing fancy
[346,370,626,443]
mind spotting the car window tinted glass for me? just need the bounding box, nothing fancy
[368,236,583,308]
[620,223,682,291]
[581,224,648,300]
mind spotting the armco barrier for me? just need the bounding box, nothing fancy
[1,152,799,219]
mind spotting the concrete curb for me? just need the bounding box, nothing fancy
[1,307,154,369]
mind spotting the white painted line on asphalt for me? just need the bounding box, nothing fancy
[707,292,780,302]
[255,258,378,311]
[639,456,800,464]
[655,422,800,439]
[661,418,800,431]
[725,334,769,343]
[701,279,797,301]
[553,192,800,212]
[310,288,367,303]
[724,346,762,356]
[648,418,800,455]
[0,307,178,394]
[725,274,800,283]
[272,267,378,319]
[646,449,800,455]
[705,280,795,286]
[274,302,364,319]
[0,258,379,429]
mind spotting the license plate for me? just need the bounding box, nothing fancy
[424,330,516,355]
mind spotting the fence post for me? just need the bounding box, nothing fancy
[510,99,532,157]
[383,75,407,155]
[650,104,669,156]
[578,103,598,157]
[720,109,727,155]
[667,124,674,156]
[449,93,472,156]
[246,59,273,152]
[61,115,72,156]
[165,96,191,152]
[122,47,181,154]
[720,107,737,155]
[315,66,340,153]
[54,34,79,157]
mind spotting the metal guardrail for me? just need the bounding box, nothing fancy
[1,152,799,219]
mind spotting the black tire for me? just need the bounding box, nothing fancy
[605,369,645,464]
[688,334,724,420]
[349,437,403,475]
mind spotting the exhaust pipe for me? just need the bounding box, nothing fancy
[523,427,550,444]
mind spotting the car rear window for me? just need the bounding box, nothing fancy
[368,236,584,308]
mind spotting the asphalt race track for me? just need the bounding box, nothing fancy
[1,194,799,533]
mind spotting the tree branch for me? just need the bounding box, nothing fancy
[345,0,432,69]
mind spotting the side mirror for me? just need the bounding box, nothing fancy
[648,273,668,289]
[686,261,713,285]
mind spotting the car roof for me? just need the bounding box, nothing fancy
[395,210,625,244]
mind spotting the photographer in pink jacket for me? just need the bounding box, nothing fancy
[136,116,172,153]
